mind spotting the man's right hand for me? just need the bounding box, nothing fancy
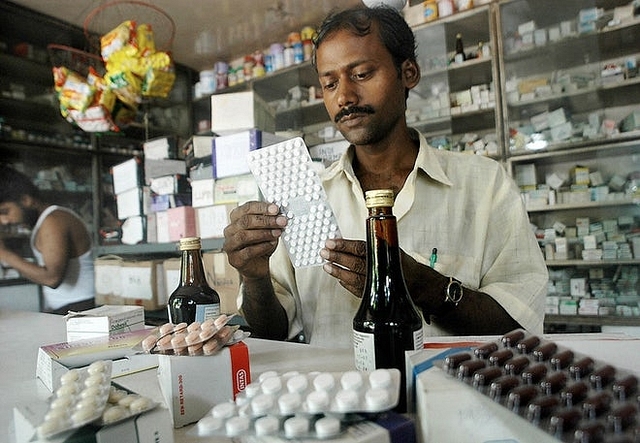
[222,201,288,279]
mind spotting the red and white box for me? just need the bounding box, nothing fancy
[157,341,251,427]
[167,206,196,241]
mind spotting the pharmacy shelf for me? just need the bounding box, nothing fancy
[545,314,640,327]
[94,238,225,258]
[527,198,639,213]
[546,259,640,267]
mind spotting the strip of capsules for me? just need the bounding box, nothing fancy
[441,329,639,442]
[140,314,247,355]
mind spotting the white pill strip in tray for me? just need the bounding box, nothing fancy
[247,137,341,268]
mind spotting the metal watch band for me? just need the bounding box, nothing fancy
[445,277,463,306]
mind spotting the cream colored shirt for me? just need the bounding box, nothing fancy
[245,132,548,348]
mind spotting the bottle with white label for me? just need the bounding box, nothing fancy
[168,237,220,323]
[352,189,424,413]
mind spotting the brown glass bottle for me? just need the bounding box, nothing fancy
[353,189,424,413]
[455,33,466,63]
[167,237,220,324]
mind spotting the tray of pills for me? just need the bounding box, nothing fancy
[247,137,341,268]
[439,329,639,442]
[191,368,401,440]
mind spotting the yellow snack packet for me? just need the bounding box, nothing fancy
[101,20,136,61]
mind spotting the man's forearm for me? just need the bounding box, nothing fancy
[241,276,289,340]
[402,255,521,335]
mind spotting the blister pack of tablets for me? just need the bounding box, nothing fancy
[140,314,248,355]
[36,361,158,440]
[99,384,157,426]
[37,360,113,439]
[247,137,341,268]
[191,368,401,440]
[440,329,640,442]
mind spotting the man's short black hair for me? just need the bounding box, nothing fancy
[0,165,40,204]
[312,5,418,75]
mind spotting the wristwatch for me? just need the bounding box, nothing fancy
[445,277,463,306]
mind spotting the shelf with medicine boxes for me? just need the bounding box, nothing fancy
[0,1,197,307]
[192,61,329,137]
[408,5,502,158]
[506,137,640,331]
[497,0,640,154]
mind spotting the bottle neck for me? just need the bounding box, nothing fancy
[363,206,404,303]
[180,248,208,286]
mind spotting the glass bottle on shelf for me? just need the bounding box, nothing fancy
[455,33,466,63]
[352,189,424,413]
[167,237,221,324]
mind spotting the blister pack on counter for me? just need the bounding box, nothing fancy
[36,360,159,440]
[439,328,640,443]
[37,360,113,439]
[190,368,401,440]
[247,137,341,268]
[139,313,249,355]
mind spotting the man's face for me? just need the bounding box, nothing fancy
[0,200,38,228]
[315,26,409,146]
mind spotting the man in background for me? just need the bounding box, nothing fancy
[0,165,95,314]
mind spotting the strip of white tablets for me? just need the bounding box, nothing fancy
[248,137,341,268]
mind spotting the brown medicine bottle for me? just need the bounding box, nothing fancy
[167,237,220,324]
[352,189,424,413]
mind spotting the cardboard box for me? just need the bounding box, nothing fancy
[36,329,158,392]
[191,178,215,208]
[210,90,275,134]
[121,215,146,245]
[111,157,143,195]
[157,341,251,427]
[144,158,186,182]
[143,135,178,160]
[65,305,145,342]
[120,260,167,310]
[155,210,170,243]
[214,174,260,204]
[195,204,235,239]
[116,187,143,220]
[94,256,124,305]
[163,257,181,303]
[167,206,197,241]
[184,135,215,160]
[149,174,190,196]
[212,129,285,178]
[203,250,240,314]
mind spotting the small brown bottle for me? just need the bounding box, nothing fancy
[353,189,424,413]
[167,237,220,324]
[455,33,466,63]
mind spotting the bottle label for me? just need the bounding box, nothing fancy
[195,303,221,322]
[353,330,376,371]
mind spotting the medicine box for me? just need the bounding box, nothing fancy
[203,250,241,314]
[111,157,143,195]
[214,174,260,204]
[212,129,285,179]
[184,134,215,161]
[149,174,190,196]
[116,187,143,220]
[121,215,146,245]
[144,158,186,182]
[195,203,235,239]
[120,259,167,310]
[65,305,145,342]
[210,90,275,134]
[157,341,251,427]
[36,329,158,392]
[143,135,178,160]
[167,205,197,241]
[190,178,215,208]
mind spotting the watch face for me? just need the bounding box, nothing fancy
[449,282,461,299]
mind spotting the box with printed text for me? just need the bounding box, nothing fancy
[157,341,251,427]
[65,305,145,342]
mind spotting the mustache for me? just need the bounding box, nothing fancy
[334,105,375,123]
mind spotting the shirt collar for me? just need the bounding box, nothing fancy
[322,130,454,188]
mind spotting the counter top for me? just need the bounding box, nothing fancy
[2,309,640,443]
